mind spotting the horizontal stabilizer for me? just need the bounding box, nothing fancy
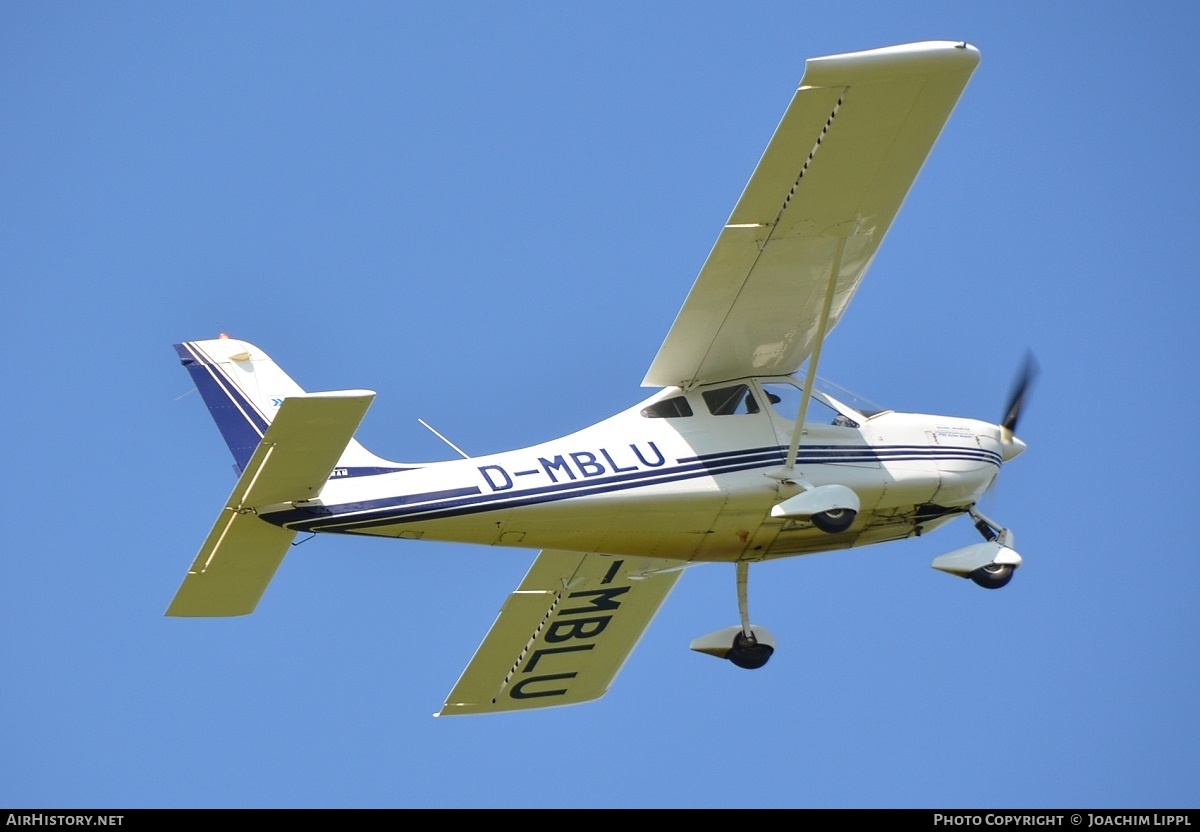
[166,391,375,617]
[439,550,683,715]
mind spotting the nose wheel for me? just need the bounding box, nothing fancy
[930,505,1023,588]
[970,562,1014,589]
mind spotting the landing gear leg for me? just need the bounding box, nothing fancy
[966,506,1017,589]
[968,505,1012,548]
[728,562,774,669]
[736,561,751,636]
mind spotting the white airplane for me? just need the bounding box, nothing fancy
[169,40,1033,715]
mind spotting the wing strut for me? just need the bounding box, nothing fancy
[774,236,847,480]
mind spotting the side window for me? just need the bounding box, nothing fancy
[702,385,760,416]
[641,396,693,418]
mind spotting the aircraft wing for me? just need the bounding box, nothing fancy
[439,550,683,716]
[643,41,980,388]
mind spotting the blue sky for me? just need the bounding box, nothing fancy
[3,1,1198,809]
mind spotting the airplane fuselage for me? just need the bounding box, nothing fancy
[260,376,1003,563]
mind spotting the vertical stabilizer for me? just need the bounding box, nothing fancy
[175,337,400,474]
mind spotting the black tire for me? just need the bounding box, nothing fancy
[969,563,1014,590]
[811,508,856,534]
[727,632,773,670]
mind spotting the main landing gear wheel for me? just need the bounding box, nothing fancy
[811,508,856,534]
[969,563,1014,590]
[728,631,774,669]
[690,564,780,668]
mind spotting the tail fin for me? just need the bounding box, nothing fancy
[175,337,400,474]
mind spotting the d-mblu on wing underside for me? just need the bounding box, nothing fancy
[644,41,980,389]
[440,551,682,716]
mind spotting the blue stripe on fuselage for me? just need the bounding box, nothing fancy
[265,442,1000,534]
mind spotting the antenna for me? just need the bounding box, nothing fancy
[417,418,470,459]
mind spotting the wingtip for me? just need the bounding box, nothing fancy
[802,40,981,87]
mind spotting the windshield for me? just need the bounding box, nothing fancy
[812,377,888,418]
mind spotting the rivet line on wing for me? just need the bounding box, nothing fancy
[773,93,844,227]
[492,591,565,703]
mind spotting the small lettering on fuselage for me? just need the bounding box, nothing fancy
[478,442,665,492]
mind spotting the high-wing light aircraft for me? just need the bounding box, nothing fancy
[169,41,1033,715]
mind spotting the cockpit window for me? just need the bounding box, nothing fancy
[703,385,760,416]
[641,396,693,418]
[762,382,860,428]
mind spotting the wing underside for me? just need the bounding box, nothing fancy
[439,550,683,716]
[643,41,980,388]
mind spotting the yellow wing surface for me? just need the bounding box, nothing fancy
[440,551,683,715]
[643,41,980,388]
[166,391,375,617]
